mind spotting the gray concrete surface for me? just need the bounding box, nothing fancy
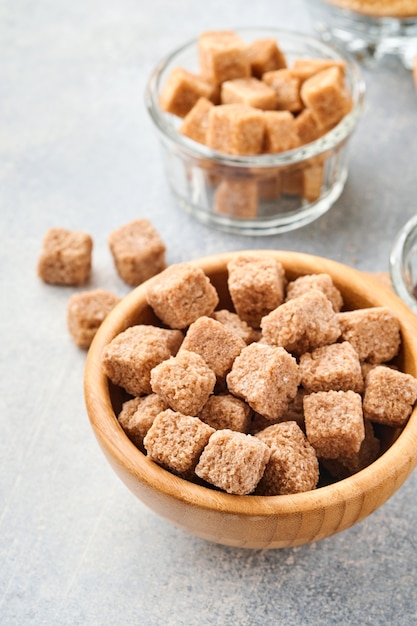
[1,1,417,624]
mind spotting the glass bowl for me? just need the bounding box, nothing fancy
[390,214,417,313]
[145,28,365,236]
[308,0,417,68]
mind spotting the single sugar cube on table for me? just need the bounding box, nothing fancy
[37,227,93,286]
[67,289,121,348]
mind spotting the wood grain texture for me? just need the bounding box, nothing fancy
[84,251,417,549]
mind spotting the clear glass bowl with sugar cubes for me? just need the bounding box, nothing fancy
[145,28,365,236]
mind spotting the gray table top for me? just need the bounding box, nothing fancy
[2,1,417,624]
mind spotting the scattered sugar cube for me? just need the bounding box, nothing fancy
[227,253,286,328]
[146,263,219,329]
[195,429,271,495]
[255,421,319,495]
[304,390,365,459]
[159,67,215,118]
[263,68,303,112]
[337,307,401,363]
[67,289,121,349]
[213,177,258,218]
[300,67,352,129]
[221,77,277,110]
[226,343,300,420]
[198,30,250,84]
[37,227,93,286]
[299,341,364,393]
[108,218,166,287]
[263,111,300,153]
[198,394,252,432]
[211,309,260,344]
[247,38,287,78]
[179,96,214,144]
[207,104,265,156]
[363,365,417,427]
[144,409,215,479]
[150,350,216,415]
[321,420,380,479]
[102,325,183,397]
[180,316,246,379]
[285,273,343,312]
[261,289,341,357]
[118,394,169,450]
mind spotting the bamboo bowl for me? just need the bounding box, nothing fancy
[84,251,417,549]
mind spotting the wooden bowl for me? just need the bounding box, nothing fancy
[84,251,417,549]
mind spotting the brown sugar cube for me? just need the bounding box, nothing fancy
[255,422,319,495]
[281,166,303,195]
[150,350,216,415]
[178,97,214,144]
[321,420,380,480]
[146,263,219,329]
[198,394,252,432]
[226,343,300,421]
[211,309,260,344]
[246,38,287,78]
[285,273,343,312]
[262,111,301,154]
[261,289,341,357]
[108,218,166,287]
[299,342,364,394]
[337,307,401,363]
[159,67,215,118]
[227,253,286,328]
[195,429,271,495]
[302,163,325,202]
[143,409,215,479]
[221,77,277,110]
[300,67,352,130]
[180,316,246,379]
[118,394,169,450]
[294,108,322,145]
[198,30,250,85]
[291,58,347,82]
[101,325,183,397]
[67,289,121,349]
[363,366,417,427]
[304,390,365,459]
[250,387,307,433]
[37,227,93,286]
[257,171,282,201]
[263,69,303,112]
[213,177,258,218]
[206,104,265,156]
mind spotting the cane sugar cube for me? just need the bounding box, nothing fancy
[261,290,341,357]
[213,177,258,218]
[363,366,417,427]
[37,227,93,286]
[227,253,286,328]
[281,167,303,195]
[198,394,252,432]
[262,111,300,154]
[285,273,343,312]
[159,67,216,118]
[118,394,169,450]
[226,343,300,420]
[180,316,246,379]
[257,172,282,201]
[198,30,251,84]
[195,429,270,495]
[221,77,277,110]
[304,390,365,459]
[146,263,219,329]
[108,219,166,287]
[102,325,183,397]
[321,420,380,479]
[294,108,322,145]
[143,409,215,479]
[255,422,319,495]
[300,67,352,129]
[291,58,347,82]
[247,38,287,78]
[302,163,324,202]
[299,342,364,394]
[179,97,214,144]
[263,69,303,112]
[206,104,265,156]
[337,307,401,363]
[211,309,260,344]
[150,350,216,415]
[67,289,121,349]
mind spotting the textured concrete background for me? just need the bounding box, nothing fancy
[1,1,417,624]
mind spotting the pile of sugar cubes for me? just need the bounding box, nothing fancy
[101,253,417,496]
